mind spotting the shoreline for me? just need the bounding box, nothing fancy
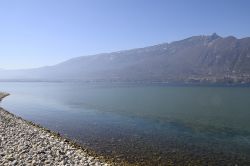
[0,92,9,101]
[0,93,112,166]
[2,91,249,165]
[2,80,250,88]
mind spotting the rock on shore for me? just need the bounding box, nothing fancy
[0,108,109,166]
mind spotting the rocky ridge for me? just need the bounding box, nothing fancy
[1,33,250,84]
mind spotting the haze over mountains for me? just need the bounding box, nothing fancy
[1,33,250,84]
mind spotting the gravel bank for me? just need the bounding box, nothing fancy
[0,103,110,166]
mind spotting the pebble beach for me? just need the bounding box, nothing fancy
[0,93,110,166]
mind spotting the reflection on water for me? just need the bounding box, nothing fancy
[1,82,250,165]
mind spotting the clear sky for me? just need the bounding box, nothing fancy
[0,0,250,69]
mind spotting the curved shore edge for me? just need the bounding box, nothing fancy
[0,93,114,166]
[0,92,9,101]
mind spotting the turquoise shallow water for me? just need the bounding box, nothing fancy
[1,82,250,165]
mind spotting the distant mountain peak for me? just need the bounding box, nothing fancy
[202,33,222,44]
[210,33,221,40]
[180,33,221,44]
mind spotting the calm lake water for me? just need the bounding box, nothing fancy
[1,82,250,165]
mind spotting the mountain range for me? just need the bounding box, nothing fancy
[1,33,250,84]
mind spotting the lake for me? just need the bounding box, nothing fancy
[1,82,250,165]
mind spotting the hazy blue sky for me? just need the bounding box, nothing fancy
[0,0,250,69]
